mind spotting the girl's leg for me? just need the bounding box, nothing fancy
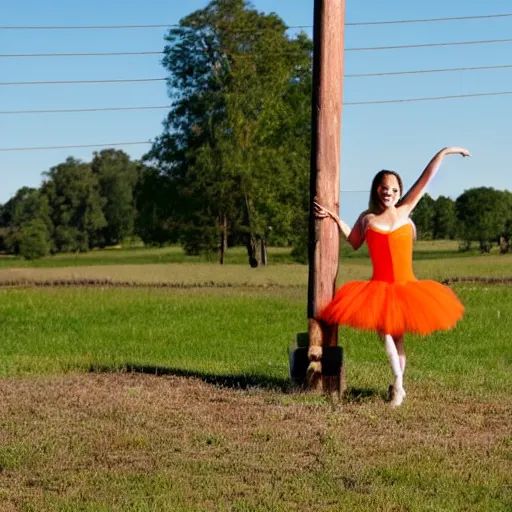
[382,334,403,390]
[382,333,406,407]
[394,335,406,375]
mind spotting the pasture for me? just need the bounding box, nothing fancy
[0,245,510,511]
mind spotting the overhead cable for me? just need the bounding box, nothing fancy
[0,141,153,152]
[1,13,511,30]
[2,63,512,86]
[3,38,512,59]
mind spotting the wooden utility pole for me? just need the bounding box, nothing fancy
[307,0,345,392]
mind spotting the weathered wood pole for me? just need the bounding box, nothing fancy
[307,0,345,391]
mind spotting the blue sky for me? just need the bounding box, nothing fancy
[1,0,511,224]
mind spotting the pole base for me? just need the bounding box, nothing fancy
[289,333,344,397]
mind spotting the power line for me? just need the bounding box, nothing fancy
[3,37,512,59]
[1,13,511,30]
[0,50,313,59]
[2,90,511,116]
[0,141,153,152]
[345,12,512,26]
[0,50,308,59]
[1,93,511,148]
[0,78,167,86]
[0,106,171,115]
[346,37,512,52]
[0,24,181,30]
[2,63,512,87]
[0,51,163,58]
[0,23,307,31]
[345,90,512,105]
[346,63,512,78]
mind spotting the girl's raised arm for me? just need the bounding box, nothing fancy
[399,147,470,214]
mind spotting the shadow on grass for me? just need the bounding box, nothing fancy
[89,363,293,392]
[343,387,385,403]
[89,363,386,402]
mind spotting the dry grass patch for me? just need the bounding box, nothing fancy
[0,373,510,511]
[0,264,309,288]
[0,253,511,290]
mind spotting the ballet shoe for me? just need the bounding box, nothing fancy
[388,384,406,408]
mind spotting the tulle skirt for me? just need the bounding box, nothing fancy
[319,279,464,337]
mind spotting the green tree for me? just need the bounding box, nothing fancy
[433,195,457,239]
[0,187,53,257]
[499,190,512,252]
[91,149,139,246]
[456,187,509,253]
[18,219,51,259]
[147,0,312,265]
[42,157,106,252]
[134,165,180,246]
[0,186,36,228]
[411,193,435,240]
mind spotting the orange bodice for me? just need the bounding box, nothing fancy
[366,224,416,284]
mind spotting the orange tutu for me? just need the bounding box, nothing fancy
[319,223,464,337]
[319,279,464,337]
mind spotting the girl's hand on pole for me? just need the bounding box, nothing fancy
[313,200,356,242]
[313,200,330,219]
[313,201,342,225]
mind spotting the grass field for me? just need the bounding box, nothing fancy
[0,243,511,289]
[0,239,507,269]
[0,246,510,511]
[0,245,295,268]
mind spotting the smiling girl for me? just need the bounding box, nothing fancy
[315,147,470,407]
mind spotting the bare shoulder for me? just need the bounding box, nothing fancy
[360,210,374,223]
[356,211,373,233]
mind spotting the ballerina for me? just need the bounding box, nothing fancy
[315,147,469,407]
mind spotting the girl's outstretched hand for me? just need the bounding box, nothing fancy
[443,147,471,158]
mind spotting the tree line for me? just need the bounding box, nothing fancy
[1,0,511,261]
[1,0,312,264]
[412,189,512,253]
[0,151,140,259]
